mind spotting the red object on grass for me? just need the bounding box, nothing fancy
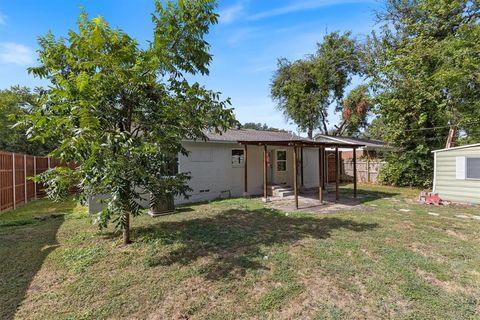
[425,193,441,205]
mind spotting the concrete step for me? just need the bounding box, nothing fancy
[268,184,291,191]
[278,190,294,197]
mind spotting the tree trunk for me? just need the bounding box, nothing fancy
[123,212,130,246]
[307,128,313,139]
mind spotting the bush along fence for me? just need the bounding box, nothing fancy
[0,151,68,213]
[342,159,385,184]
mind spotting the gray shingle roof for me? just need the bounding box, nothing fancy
[205,129,301,142]
[314,134,386,149]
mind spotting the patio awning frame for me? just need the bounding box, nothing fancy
[240,139,364,209]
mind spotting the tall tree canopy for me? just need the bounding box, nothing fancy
[241,122,286,132]
[23,0,235,245]
[367,0,480,187]
[271,31,365,138]
[336,84,371,137]
[0,86,55,155]
[271,57,320,138]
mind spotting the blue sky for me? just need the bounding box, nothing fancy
[0,0,381,133]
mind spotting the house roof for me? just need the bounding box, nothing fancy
[204,129,301,142]
[314,134,386,150]
[432,143,480,153]
[203,129,365,148]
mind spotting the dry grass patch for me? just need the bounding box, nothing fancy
[1,186,480,319]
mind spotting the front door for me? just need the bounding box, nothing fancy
[273,149,288,185]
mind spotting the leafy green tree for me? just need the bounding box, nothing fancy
[271,31,363,138]
[23,1,235,245]
[271,58,320,138]
[334,84,371,137]
[314,31,363,134]
[0,86,55,154]
[242,122,285,132]
[367,0,480,187]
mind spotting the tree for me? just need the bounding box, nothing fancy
[0,86,55,154]
[271,58,320,138]
[23,1,235,245]
[334,84,371,137]
[242,122,285,132]
[271,31,363,138]
[367,0,480,187]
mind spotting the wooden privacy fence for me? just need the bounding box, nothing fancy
[0,151,70,213]
[342,159,385,184]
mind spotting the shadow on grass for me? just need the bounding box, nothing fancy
[133,207,378,280]
[331,186,401,204]
[0,214,65,320]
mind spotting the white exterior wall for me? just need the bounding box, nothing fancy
[176,143,339,204]
[89,141,332,213]
[176,142,267,204]
[176,142,324,204]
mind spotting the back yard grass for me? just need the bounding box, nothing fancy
[1,185,479,319]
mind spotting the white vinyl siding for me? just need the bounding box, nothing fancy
[433,145,480,204]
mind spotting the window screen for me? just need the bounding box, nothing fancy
[466,157,480,179]
[231,149,244,166]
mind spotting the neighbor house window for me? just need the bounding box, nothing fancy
[231,149,244,166]
[276,150,287,171]
[466,157,480,179]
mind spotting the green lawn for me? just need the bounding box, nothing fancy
[1,185,479,319]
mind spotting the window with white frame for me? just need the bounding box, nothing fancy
[276,150,287,171]
[456,156,480,180]
[231,149,244,167]
[466,157,480,179]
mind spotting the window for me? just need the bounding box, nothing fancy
[231,149,244,166]
[160,155,178,177]
[466,157,480,179]
[456,156,480,180]
[276,150,287,172]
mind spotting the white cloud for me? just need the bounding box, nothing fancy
[218,3,244,24]
[0,12,6,25]
[0,42,35,65]
[226,27,257,46]
[249,0,371,21]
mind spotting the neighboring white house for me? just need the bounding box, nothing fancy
[314,134,388,159]
[432,143,480,204]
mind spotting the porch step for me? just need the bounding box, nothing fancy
[268,185,294,197]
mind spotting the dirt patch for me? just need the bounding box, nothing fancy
[267,197,369,214]
[416,269,466,294]
[271,270,411,320]
[445,229,468,240]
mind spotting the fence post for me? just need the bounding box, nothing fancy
[366,159,370,183]
[33,156,37,200]
[48,157,51,169]
[12,153,16,210]
[24,154,27,204]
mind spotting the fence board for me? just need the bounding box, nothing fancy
[343,159,385,184]
[25,155,35,201]
[0,152,13,211]
[0,151,72,213]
